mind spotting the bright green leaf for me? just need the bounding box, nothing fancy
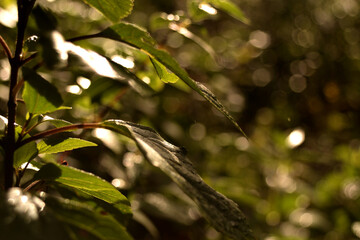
[81,0,134,23]
[37,137,97,154]
[34,163,132,217]
[150,58,179,83]
[22,68,63,114]
[14,141,38,168]
[102,119,255,240]
[45,195,133,240]
[96,23,246,136]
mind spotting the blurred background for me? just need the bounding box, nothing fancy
[1,0,360,239]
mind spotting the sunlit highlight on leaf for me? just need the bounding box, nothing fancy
[199,3,218,15]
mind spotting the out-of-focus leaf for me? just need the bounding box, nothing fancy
[68,44,154,96]
[150,58,179,83]
[187,0,249,24]
[45,195,133,240]
[32,5,57,31]
[14,141,38,168]
[22,68,63,114]
[0,188,69,240]
[208,0,250,24]
[168,23,217,59]
[102,119,255,240]
[80,0,134,23]
[32,6,68,68]
[37,137,97,154]
[187,0,213,22]
[96,23,246,136]
[34,163,132,217]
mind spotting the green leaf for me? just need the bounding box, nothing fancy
[34,163,132,217]
[22,68,63,114]
[150,58,179,83]
[37,137,97,154]
[102,120,255,240]
[80,0,134,23]
[45,196,133,240]
[97,23,246,136]
[208,0,250,24]
[52,184,131,225]
[41,116,73,128]
[14,141,38,168]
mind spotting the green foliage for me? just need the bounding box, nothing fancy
[0,0,254,239]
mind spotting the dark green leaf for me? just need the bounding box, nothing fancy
[45,195,133,240]
[14,141,38,168]
[53,184,131,225]
[22,68,63,114]
[37,137,97,154]
[97,23,246,136]
[34,163,132,217]
[80,0,134,23]
[102,120,255,240]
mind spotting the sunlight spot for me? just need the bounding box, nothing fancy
[249,30,271,49]
[252,68,272,87]
[66,43,119,78]
[111,178,126,188]
[189,123,206,141]
[20,162,40,171]
[199,3,218,15]
[0,5,18,28]
[111,55,135,69]
[76,76,91,89]
[20,195,28,204]
[92,128,121,153]
[167,14,175,21]
[343,179,360,199]
[235,137,249,150]
[289,74,307,93]
[286,128,305,148]
[51,31,68,61]
[142,76,151,84]
[169,23,192,38]
[352,222,360,238]
[0,59,10,81]
[66,85,82,95]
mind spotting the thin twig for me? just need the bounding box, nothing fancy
[17,123,102,148]
[0,35,13,60]
[21,52,38,66]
